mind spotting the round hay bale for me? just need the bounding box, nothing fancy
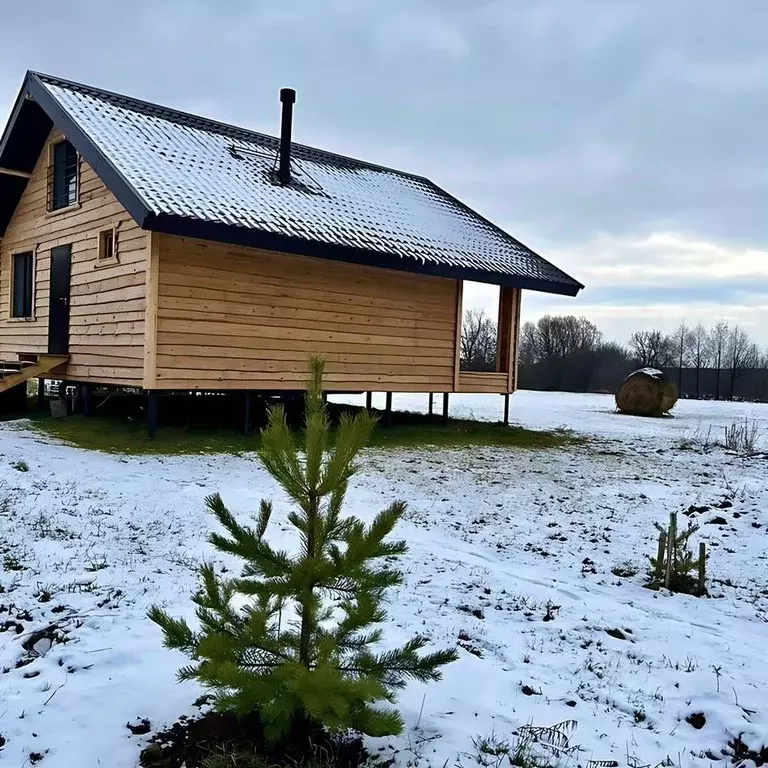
[615,368,679,417]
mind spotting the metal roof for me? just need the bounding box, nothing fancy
[0,72,583,296]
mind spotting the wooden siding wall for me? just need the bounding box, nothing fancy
[153,235,459,391]
[0,129,148,385]
[458,371,509,393]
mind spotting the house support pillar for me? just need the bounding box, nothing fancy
[384,391,393,428]
[37,379,46,410]
[503,393,510,426]
[242,391,252,437]
[442,393,449,426]
[428,392,434,416]
[82,384,94,417]
[365,391,372,411]
[147,391,158,439]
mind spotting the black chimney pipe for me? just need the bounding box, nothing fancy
[278,88,296,185]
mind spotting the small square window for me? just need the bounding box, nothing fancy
[98,229,116,262]
[48,139,79,211]
[12,252,34,318]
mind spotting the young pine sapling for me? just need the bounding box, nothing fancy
[149,359,457,743]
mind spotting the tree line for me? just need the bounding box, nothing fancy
[460,309,768,401]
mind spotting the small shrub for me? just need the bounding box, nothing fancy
[84,554,109,572]
[202,752,269,768]
[11,460,29,473]
[3,553,25,572]
[611,561,638,578]
[722,418,762,455]
[677,424,715,453]
[648,512,707,595]
[472,732,512,768]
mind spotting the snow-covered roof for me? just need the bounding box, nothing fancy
[0,72,583,296]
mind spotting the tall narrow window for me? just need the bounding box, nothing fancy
[12,252,34,318]
[49,140,79,211]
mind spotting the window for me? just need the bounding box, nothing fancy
[12,252,34,318]
[48,139,79,211]
[98,229,116,262]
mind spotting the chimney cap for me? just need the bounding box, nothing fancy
[280,88,296,104]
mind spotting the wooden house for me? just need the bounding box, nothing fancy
[0,72,582,428]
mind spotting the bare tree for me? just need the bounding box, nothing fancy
[707,320,730,400]
[522,315,601,363]
[727,325,755,400]
[689,323,710,398]
[460,309,497,371]
[518,315,602,390]
[627,329,674,368]
[519,321,537,367]
[671,322,695,393]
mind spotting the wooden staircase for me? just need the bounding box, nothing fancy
[0,354,69,394]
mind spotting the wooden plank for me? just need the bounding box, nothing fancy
[453,279,463,390]
[156,354,451,376]
[497,286,517,391]
[158,346,451,366]
[159,262,451,310]
[156,332,451,358]
[157,306,454,341]
[157,317,454,349]
[142,233,160,389]
[511,288,522,392]
[0,167,32,179]
[458,371,509,393]
[161,238,453,299]
[156,293,455,332]
[0,355,68,393]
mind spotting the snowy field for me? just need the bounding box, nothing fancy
[0,391,766,767]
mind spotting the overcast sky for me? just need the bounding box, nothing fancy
[1,1,766,346]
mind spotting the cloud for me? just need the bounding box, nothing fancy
[373,12,469,59]
[0,0,764,349]
[512,233,768,346]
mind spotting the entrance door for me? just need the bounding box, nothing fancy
[48,244,72,355]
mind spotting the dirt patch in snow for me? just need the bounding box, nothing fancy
[138,711,367,768]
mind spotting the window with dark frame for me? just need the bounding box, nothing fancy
[98,229,115,261]
[12,252,34,318]
[48,140,79,211]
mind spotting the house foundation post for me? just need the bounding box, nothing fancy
[384,391,393,428]
[428,392,434,416]
[82,384,94,417]
[442,393,449,426]
[37,379,46,410]
[242,391,252,437]
[147,391,158,439]
[365,391,373,411]
[503,393,510,426]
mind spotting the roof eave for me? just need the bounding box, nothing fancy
[143,212,583,297]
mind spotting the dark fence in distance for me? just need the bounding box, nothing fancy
[519,364,768,402]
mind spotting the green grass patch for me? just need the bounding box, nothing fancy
[22,406,582,456]
[366,409,582,450]
[24,413,254,456]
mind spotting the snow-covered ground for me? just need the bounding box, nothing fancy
[0,391,766,767]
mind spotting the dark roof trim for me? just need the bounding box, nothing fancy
[23,73,153,227]
[0,81,36,169]
[143,212,582,296]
